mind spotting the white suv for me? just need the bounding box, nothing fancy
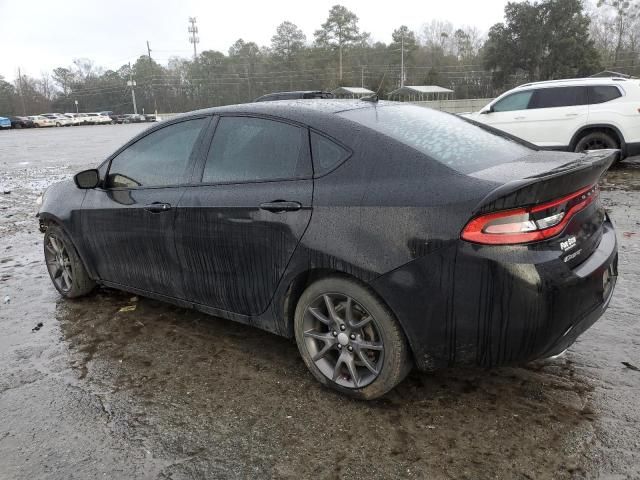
[465,77,640,160]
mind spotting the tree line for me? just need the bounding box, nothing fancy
[1,0,638,116]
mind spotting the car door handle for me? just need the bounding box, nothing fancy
[514,116,526,120]
[144,202,172,213]
[565,113,579,117]
[259,200,302,213]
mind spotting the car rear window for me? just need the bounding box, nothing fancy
[338,105,533,174]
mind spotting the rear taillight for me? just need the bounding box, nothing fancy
[461,184,599,245]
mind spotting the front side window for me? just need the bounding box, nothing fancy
[528,87,587,109]
[202,116,309,183]
[492,91,534,112]
[588,86,622,104]
[108,118,207,188]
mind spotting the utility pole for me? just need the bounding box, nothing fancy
[188,17,199,60]
[127,62,138,114]
[361,66,365,88]
[147,41,158,116]
[338,43,343,83]
[400,31,405,88]
[17,68,26,115]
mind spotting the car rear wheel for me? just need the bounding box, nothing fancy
[44,225,95,298]
[574,131,618,153]
[294,276,411,399]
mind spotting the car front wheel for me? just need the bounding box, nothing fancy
[44,225,96,298]
[294,276,412,399]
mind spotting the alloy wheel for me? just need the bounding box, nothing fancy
[44,234,73,293]
[302,293,384,389]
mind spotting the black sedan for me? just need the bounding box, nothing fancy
[37,100,618,399]
[9,116,35,128]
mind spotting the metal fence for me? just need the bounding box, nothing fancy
[411,98,494,114]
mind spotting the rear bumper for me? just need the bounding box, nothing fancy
[372,220,618,371]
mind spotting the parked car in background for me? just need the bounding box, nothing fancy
[0,116,11,129]
[38,100,618,399]
[28,115,56,127]
[121,113,145,123]
[41,113,73,127]
[63,114,82,126]
[86,113,112,125]
[75,113,92,125]
[8,116,35,128]
[464,77,640,160]
[254,90,334,102]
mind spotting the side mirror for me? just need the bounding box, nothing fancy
[480,106,493,114]
[74,169,100,189]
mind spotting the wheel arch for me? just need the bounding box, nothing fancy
[570,124,627,156]
[280,268,417,361]
[39,214,98,281]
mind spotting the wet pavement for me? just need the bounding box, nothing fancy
[1,125,639,479]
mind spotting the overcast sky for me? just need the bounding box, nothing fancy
[0,0,512,81]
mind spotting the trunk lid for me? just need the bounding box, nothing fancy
[465,149,618,266]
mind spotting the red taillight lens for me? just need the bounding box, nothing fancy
[461,184,599,245]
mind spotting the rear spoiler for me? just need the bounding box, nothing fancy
[474,149,618,215]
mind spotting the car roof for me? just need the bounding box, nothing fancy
[515,77,636,90]
[186,99,390,120]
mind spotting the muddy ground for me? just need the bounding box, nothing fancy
[0,125,639,480]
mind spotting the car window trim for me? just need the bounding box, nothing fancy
[102,114,212,190]
[192,113,314,187]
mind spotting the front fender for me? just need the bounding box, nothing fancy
[38,180,96,279]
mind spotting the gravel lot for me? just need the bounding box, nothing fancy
[1,125,639,479]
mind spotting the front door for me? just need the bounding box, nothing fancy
[80,117,210,297]
[175,115,313,316]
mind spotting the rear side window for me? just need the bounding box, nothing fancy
[529,87,587,109]
[310,132,350,175]
[492,91,533,112]
[339,105,532,174]
[202,116,309,183]
[108,118,207,188]
[588,86,622,104]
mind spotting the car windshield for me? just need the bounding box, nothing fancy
[338,104,533,174]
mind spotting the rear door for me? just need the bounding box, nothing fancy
[517,86,588,147]
[175,115,313,316]
[80,116,210,297]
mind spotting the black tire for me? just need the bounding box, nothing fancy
[294,276,412,400]
[44,224,95,298]
[574,131,618,153]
